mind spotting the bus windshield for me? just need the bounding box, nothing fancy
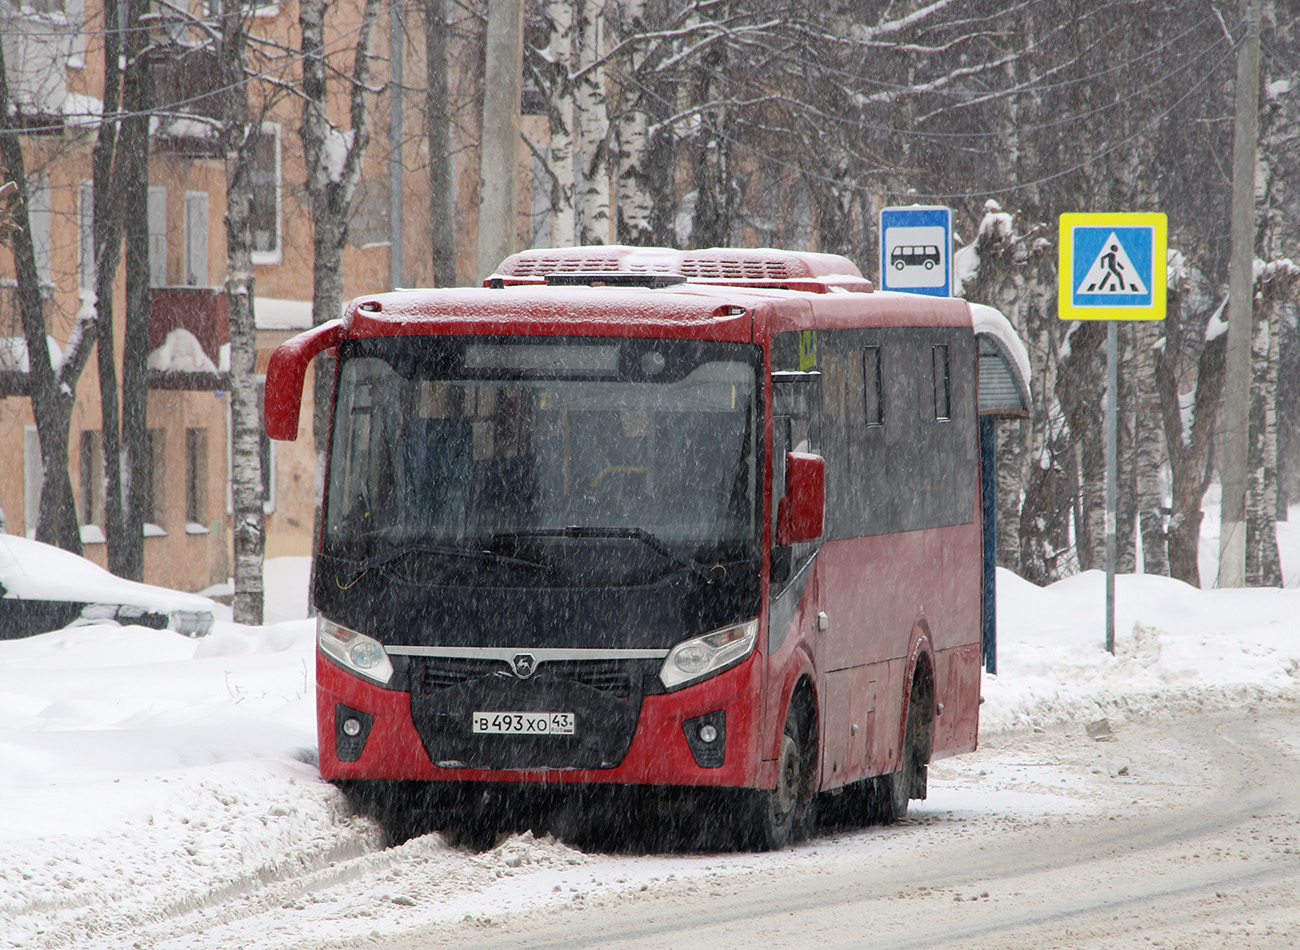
[322,336,762,586]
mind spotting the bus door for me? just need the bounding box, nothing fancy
[767,368,823,757]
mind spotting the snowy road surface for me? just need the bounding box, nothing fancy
[355,706,1300,950]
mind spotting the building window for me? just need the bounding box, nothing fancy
[259,392,275,511]
[186,427,208,526]
[29,179,51,285]
[932,344,951,422]
[149,187,167,287]
[79,430,103,527]
[24,0,67,15]
[530,151,552,249]
[250,125,280,261]
[79,179,94,295]
[863,346,883,427]
[24,427,41,538]
[184,191,209,286]
[143,428,165,527]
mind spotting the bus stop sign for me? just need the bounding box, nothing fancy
[879,205,953,297]
[1058,212,1167,320]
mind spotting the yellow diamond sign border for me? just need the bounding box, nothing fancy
[1058,212,1168,321]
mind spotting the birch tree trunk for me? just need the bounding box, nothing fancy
[222,4,264,625]
[426,0,456,285]
[613,0,652,244]
[1156,259,1226,588]
[545,0,575,246]
[958,204,1068,583]
[96,0,129,567]
[0,39,89,553]
[300,7,379,312]
[301,0,379,608]
[689,8,733,249]
[639,0,680,247]
[1115,326,1138,573]
[1254,1,1298,569]
[116,0,154,581]
[575,0,610,245]
[1133,318,1169,575]
[1058,322,1106,573]
[1246,263,1294,586]
[995,420,1026,572]
[301,0,379,327]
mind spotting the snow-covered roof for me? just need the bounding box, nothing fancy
[146,328,218,374]
[255,297,316,331]
[969,303,1031,415]
[0,335,63,373]
[0,533,214,615]
[60,93,102,128]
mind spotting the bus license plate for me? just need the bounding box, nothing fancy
[472,712,575,735]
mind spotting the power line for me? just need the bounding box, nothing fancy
[614,27,1238,207]
[882,43,1240,201]
[707,24,1232,144]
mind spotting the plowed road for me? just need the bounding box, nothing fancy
[365,705,1300,950]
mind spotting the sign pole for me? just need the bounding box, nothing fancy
[1058,212,1165,655]
[1105,320,1118,655]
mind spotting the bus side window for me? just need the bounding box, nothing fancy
[863,346,884,427]
[932,344,951,422]
[771,371,821,591]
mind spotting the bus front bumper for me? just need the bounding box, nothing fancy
[316,649,764,789]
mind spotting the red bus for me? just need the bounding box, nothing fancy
[265,246,1028,849]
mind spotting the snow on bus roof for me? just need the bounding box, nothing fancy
[340,281,997,343]
[342,284,760,337]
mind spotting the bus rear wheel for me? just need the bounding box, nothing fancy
[867,688,929,824]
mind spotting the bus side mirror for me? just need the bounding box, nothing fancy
[776,451,825,545]
[264,319,345,441]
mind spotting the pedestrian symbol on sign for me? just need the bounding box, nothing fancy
[1076,232,1147,295]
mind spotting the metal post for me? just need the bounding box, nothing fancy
[980,416,998,675]
[1105,320,1118,654]
[389,0,405,290]
[1217,0,1261,589]
[477,0,524,281]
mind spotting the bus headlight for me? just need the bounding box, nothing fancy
[318,616,395,686]
[659,619,758,691]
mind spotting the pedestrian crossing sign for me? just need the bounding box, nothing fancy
[1058,213,1167,320]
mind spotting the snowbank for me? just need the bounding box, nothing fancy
[983,568,1300,733]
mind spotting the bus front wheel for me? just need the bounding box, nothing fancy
[745,696,815,850]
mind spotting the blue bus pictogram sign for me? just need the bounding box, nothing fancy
[880,206,953,297]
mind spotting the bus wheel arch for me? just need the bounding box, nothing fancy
[869,648,935,823]
[905,650,936,799]
[746,675,818,850]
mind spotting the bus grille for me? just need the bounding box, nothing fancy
[410,656,661,699]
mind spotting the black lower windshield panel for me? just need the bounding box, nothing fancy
[317,335,763,651]
[410,670,644,770]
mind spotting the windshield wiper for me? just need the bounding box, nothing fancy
[334,542,554,588]
[494,527,719,584]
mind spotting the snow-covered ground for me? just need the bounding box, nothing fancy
[3,508,1299,949]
